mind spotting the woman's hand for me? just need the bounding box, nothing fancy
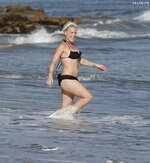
[46,74,53,87]
[95,64,107,72]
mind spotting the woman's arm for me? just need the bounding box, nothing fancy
[80,58,107,72]
[46,43,64,87]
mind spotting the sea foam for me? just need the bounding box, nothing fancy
[8,25,150,45]
[9,28,61,44]
[134,10,150,21]
[77,27,130,39]
[48,105,77,120]
[78,27,150,39]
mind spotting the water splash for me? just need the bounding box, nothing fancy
[48,105,77,120]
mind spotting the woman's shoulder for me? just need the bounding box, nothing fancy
[53,41,68,56]
[56,41,66,50]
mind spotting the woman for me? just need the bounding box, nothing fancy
[46,22,106,118]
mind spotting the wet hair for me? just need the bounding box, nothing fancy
[63,22,77,32]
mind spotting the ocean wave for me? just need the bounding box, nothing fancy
[134,10,150,21]
[6,25,150,45]
[98,115,150,126]
[8,28,62,45]
[0,70,149,85]
[94,16,121,25]
[9,27,131,44]
[78,27,150,39]
[0,70,46,80]
[21,143,60,152]
[94,15,150,31]
[0,70,103,81]
[78,27,131,39]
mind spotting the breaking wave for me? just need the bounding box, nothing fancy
[8,28,62,45]
[78,28,130,39]
[7,23,150,45]
[78,27,150,39]
[94,16,121,25]
[0,10,150,46]
[134,10,150,21]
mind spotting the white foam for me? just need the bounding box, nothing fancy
[78,27,150,39]
[99,115,149,126]
[7,25,150,45]
[95,18,121,25]
[106,160,114,163]
[9,28,61,44]
[0,74,24,79]
[78,74,103,81]
[77,27,130,39]
[48,105,77,120]
[134,10,150,21]
[106,160,124,163]
[41,146,60,152]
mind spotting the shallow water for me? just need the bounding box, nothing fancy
[0,0,150,163]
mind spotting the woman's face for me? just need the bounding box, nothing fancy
[65,26,77,43]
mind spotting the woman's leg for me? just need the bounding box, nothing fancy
[61,80,93,112]
[61,89,74,108]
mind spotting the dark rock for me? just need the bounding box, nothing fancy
[0,5,81,34]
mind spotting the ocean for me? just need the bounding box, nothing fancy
[0,0,150,163]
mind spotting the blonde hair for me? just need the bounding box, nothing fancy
[63,22,77,32]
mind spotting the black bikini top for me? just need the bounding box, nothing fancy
[68,51,82,59]
[62,40,82,59]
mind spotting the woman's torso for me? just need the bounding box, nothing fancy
[60,41,81,77]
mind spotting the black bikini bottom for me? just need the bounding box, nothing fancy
[57,74,78,86]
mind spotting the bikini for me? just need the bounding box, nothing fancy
[57,40,82,86]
